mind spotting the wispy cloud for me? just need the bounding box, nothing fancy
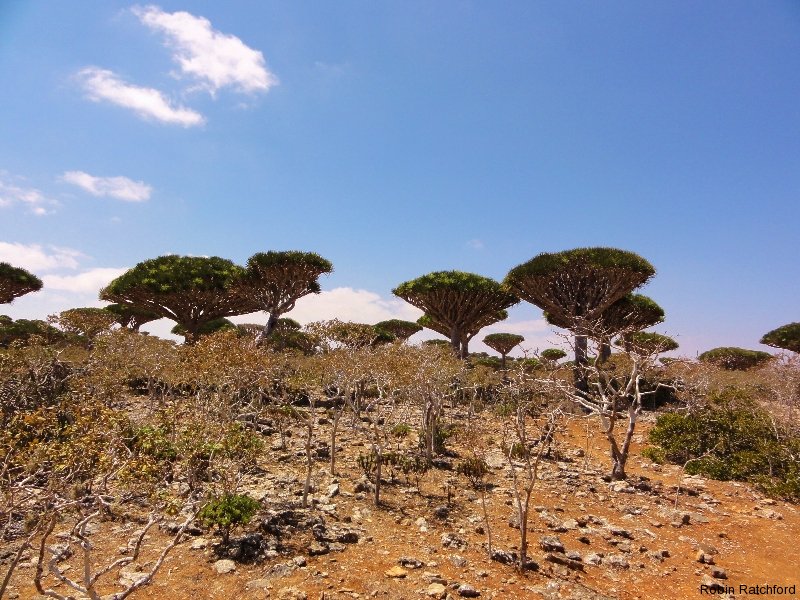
[133,5,277,95]
[77,67,205,126]
[467,239,485,250]
[0,173,57,216]
[62,171,152,202]
[44,267,127,294]
[0,242,83,271]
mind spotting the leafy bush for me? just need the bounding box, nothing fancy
[198,494,261,544]
[646,388,800,500]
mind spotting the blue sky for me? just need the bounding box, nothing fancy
[1,1,799,356]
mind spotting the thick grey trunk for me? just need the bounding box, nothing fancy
[574,334,589,397]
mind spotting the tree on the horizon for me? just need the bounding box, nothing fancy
[374,319,422,343]
[760,323,800,354]
[699,347,773,371]
[0,262,43,304]
[626,331,678,355]
[540,348,567,369]
[394,271,518,359]
[505,247,655,395]
[101,255,253,344]
[241,251,333,344]
[483,332,525,370]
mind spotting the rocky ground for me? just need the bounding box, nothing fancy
[6,410,799,600]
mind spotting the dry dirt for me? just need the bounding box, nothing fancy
[7,411,799,600]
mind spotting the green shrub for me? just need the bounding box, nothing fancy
[646,388,800,501]
[640,446,665,464]
[392,423,412,438]
[198,493,261,544]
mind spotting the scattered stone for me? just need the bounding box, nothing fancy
[189,538,209,550]
[711,567,727,580]
[118,568,149,587]
[213,559,236,575]
[578,536,591,545]
[307,541,329,556]
[539,535,565,553]
[441,532,467,550]
[696,551,715,565]
[327,483,340,498]
[398,557,425,569]
[585,553,603,566]
[485,450,506,469]
[458,584,481,597]
[545,552,584,571]
[701,575,726,591]
[385,566,408,578]
[277,586,308,600]
[608,526,633,539]
[490,549,515,565]
[449,554,468,568]
[605,554,629,569]
[293,555,307,567]
[560,518,579,531]
[566,550,583,562]
[426,583,447,598]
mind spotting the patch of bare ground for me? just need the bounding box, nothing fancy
[7,413,798,600]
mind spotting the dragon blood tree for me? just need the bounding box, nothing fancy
[393,271,518,359]
[417,308,509,359]
[101,255,253,344]
[505,248,655,395]
[374,319,423,343]
[483,332,525,370]
[761,323,800,354]
[241,251,333,343]
[0,262,43,304]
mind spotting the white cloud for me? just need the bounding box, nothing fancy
[0,174,57,215]
[77,67,205,126]
[43,268,127,294]
[62,171,152,202]
[133,5,277,95]
[231,287,423,328]
[467,239,485,250]
[0,242,83,271]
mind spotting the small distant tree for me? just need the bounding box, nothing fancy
[699,347,773,371]
[0,316,60,347]
[761,323,800,354]
[241,251,333,343]
[104,303,161,332]
[171,318,236,342]
[0,262,43,304]
[597,294,664,361]
[483,333,524,370]
[417,309,509,359]
[505,248,655,395]
[375,319,423,342]
[393,271,518,359]
[540,348,566,369]
[627,332,678,355]
[101,255,252,344]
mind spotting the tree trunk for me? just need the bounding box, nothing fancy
[460,337,469,360]
[256,313,279,346]
[574,334,589,398]
[599,340,611,364]
[500,353,507,370]
[450,328,461,357]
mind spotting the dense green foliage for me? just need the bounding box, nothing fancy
[198,494,261,543]
[626,332,679,354]
[506,247,656,280]
[645,389,800,500]
[540,348,567,362]
[0,262,43,304]
[394,271,518,356]
[171,318,236,339]
[0,315,61,347]
[698,347,773,370]
[102,255,251,343]
[374,319,422,341]
[760,322,800,354]
[104,302,161,331]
